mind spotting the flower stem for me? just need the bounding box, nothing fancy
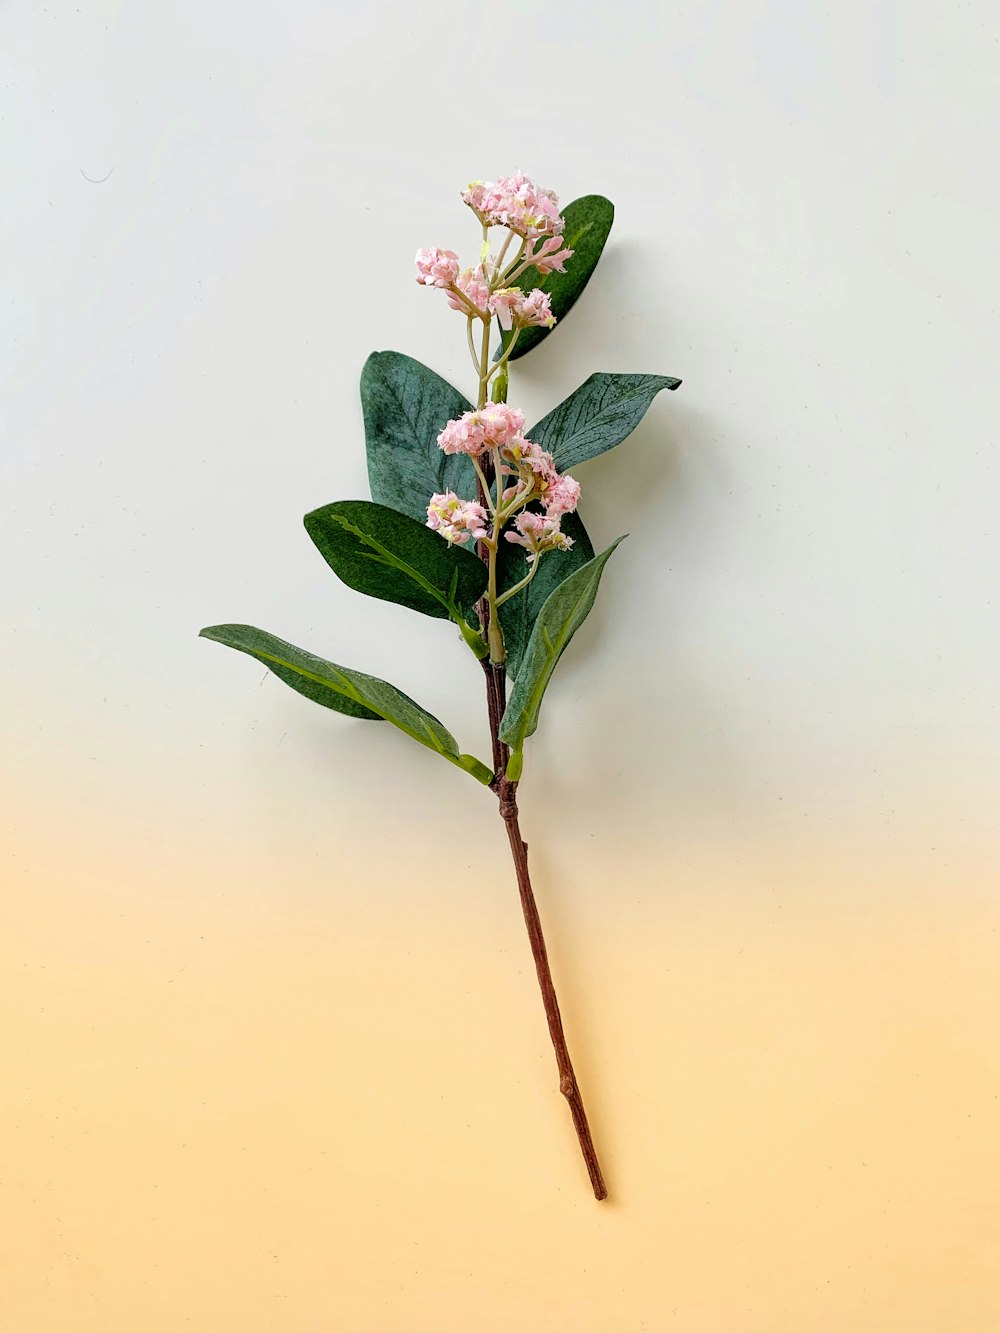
[476,303,492,409]
[495,551,541,607]
[492,230,515,283]
[471,455,495,514]
[482,661,608,1201]
[486,326,522,382]
[499,237,527,284]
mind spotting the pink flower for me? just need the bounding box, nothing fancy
[517,289,556,328]
[541,472,581,518]
[461,173,564,240]
[477,403,525,447]
[446,266,490,316]
[501,435,558,485]
[415,247,460,288]
[437,413,487,457]
[504,510,574,563]
[438,405,526,458]
[426,492,489,546]
[500,478,533,507]
[461,179,493,218]
[487,287,556,331]
[488,288,522,330]
[528,234,574,275]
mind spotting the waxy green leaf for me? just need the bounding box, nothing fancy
[498,195,615,362]
[496,509,595,680]
[199,624,492,784]
[498,539,625,754]
[528,373,681,472]
[304,500,487,625]
[362,351,476,521]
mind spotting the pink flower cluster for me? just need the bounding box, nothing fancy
[500,435,580,524]
[445,265,491,316]
[425,492,489,546]
[489,287,555,331]
[437,405,526,457]
[429,406,581,566]
[526,234,575,276]
[442,269,555,331]
[505,511,574,564]
[415,174,575,325]
[462,173,564,240]
[541,472,582,518]
[415,247,460,288]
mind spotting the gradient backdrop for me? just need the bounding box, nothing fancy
[3,2,999,1329]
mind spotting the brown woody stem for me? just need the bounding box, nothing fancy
[472,311,606,1199]
[481,659,608,1201]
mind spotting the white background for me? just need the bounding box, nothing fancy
[4,1,997,885]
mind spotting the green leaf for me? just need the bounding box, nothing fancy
[498,195,615,362]
[304,500,487,624]
[528,373,681,472]
[362,351,476,521]
[199,624,492,784]
[498,538,625,752]
[496,509,595,679]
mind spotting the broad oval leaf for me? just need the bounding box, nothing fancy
[498,538,625,752]
[199,623,492,784]
[496,509,595,680]
[304,500,487,623]
[362,351,477,520]
[528,373,681,472]
[498,195,615,362]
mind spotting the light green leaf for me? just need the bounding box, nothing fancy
[362,351,477,521]
[498,539,625,753]
[199,623,492,784]
[528,373,681,472]
[498,195,614,362]
[496,509,594,679]
[304,501,487,644]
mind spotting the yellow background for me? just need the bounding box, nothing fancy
[5,774,999,1329]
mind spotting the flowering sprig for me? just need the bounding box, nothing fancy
[415,176,590,663]
[201,173,681,1201]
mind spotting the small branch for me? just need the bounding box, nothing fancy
[486,326,522,381]
[499,237,527,285]
[491,230,515,284]
[495,552,541,607]
[466,316,480,373]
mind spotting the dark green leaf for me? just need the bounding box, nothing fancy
[362,351,477,520]
[304,500,487,624]
[498,539,625,753]
[498,195,614,362]
[528,373,681,472]
[496,509,594,679]
[199,623,492,784]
